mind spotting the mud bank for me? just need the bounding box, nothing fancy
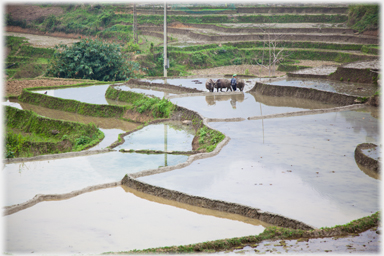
[288,60,380,84]
[249,82,359,105]
[125,79,204,94]
[121,175,314,230]
[355,143,380,175]
[4,181,120,216]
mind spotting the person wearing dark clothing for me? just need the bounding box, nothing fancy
[231,74,237,91]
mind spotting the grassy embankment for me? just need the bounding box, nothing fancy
[104,211,380,254]
[5,105,104,158]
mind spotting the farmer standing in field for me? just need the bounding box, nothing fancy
[231,74,237,91]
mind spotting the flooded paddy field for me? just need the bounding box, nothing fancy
[4,151,188,206]
[5,186,266,254]
[139,108,380,228]
[115,121,195,151]
[3,77,380,254]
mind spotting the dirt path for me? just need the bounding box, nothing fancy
[5,78,94,97]
[189,61,339,77]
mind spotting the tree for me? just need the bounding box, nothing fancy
[254,24,286,77]
[46,38,140,81]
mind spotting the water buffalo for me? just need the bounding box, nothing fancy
[205,78,215,92]
[215,78,232,92]
[237,78,245,91]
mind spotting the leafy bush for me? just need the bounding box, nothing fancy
[190,52,208,65]
[46,38,140,81]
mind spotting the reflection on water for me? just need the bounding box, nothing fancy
[116,121,195,152]
[268,78,378,97]
[3,151,188,206]
[206,93,245,109]
[5,186,265,254]
[172,92,340,119]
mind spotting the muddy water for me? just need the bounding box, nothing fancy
[268,78,379,97]
[139,108,380,228]
[4,186,266,254]
[171,92,339,119]
[3,151,188,206]
[116,121,195,151]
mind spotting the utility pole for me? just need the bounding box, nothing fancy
[164,1,168,78]
[133,3,138,44]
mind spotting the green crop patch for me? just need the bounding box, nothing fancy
[5,106,104,158]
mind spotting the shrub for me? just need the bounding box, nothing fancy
[46,38,140,81]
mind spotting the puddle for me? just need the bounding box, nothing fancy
[4,186,265,254]
[224,226,381,254]
[171,92,339,119]
[116,121,195,151]
[3,151,188,206]
[138,108,380,228]
[268,78,378,97]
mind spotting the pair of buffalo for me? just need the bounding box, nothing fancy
[205,78,245,92]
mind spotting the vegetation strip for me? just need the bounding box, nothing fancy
[5,106,104,158]
[4,181,121,216]
[107,212,379,254]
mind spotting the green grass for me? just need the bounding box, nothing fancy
[5,106,104,158]
[196,126,225,152]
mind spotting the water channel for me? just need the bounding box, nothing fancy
[3,77,380,254]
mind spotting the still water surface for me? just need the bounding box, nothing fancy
[5,186,266,254]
